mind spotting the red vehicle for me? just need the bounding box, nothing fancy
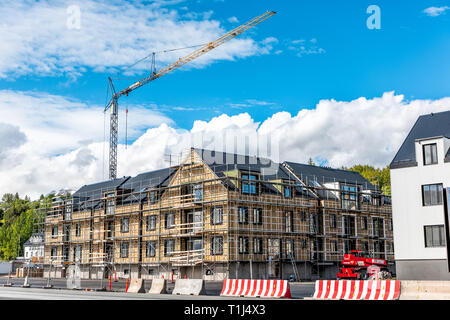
[336,250,390,280]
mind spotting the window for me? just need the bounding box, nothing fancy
[301,239,307,249]
[284,185,292,198]
[149,190,158,204]
[64,205,72,220]
[75,223,81,237]
[387,219,393,231]
[106,199,115,215]
[253,238,263,254]
[210,236,223,255]
[362,241,369,253]
[165,212,175,229]
[423,143,438,165]
[373,240,385,259]
[193,184,203,201]
[342,215,356,236]
[146,241,156,257]
[331,240,338,252]
[120,218,129,233]
[210,207,223,225]
[422,184,443,206]
[239,236,249,254]
[120,242,129,258]
[424,225,445,247]
[52,226,58,238]
[63,224,71,241]
[242,173,257,194]
[51,247,58,258]
[285,211,293,232]
[73,245,82,261]
[343,239,356,254]
[285,239,294,258]
[238,207,248,224]
[341,184,359,210]
[330,214,337,229]
[253,208,262,225]
[164,239,175,256]
[361,216,368,230]
[300,210,307,222]
[372,217,384,237]
[146,215,156,231]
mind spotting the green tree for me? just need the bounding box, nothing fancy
[0,193,42,260]
[343,164,391,196]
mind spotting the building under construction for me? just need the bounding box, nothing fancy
[39,148,394,280]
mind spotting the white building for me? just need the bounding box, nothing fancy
[390,110,450,279]
[23,232,45,262]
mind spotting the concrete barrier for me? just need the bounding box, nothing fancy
[313,280,400,300]
[172,279,206,296]
[400,281,450,300]
[126,279,146,293]
[221,279,292,298]
[148,279,167,294]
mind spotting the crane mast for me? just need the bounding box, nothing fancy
[105,10,276,180]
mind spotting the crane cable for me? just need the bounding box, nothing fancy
[113,43,207,77]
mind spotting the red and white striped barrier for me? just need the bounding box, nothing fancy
[220,279,292,298]
[313,280,400,300]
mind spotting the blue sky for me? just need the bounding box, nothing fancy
[0,0,449,197]
[2,0,449,129]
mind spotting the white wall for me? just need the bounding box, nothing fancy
[391,137,450,261]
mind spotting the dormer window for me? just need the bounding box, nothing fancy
[423,143,438,165]
[242,173,257,194]
[283,185,292,198]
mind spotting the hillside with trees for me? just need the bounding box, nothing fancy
[0,193,51,260]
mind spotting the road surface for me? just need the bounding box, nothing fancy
[0,277,315,299]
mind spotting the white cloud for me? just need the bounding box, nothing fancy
[227,16,239,23]
[0,0,274,79]
[288,38,325,57]
[1,91,449,199]
[423,6,450,17]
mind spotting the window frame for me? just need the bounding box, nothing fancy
[210,207,223,225]
[120,241,129,258]
[242,173,257,195]
[120,217,130,233]
[422,183,444,206]
[424,225,446,248]
[146,215,157,231]
[164,212,175,229]
[210,236,223,255]
[423,143,438,166]
[164,239,175,256]
[146,241,156,257]
[238,236,249,254]
[238,207,249,224]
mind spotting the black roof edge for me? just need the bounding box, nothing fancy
[390,160,418,169]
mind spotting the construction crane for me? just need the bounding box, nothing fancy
[104,10,276,180]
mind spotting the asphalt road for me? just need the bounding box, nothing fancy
[0,277,315,300]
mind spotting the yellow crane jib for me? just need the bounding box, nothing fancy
[105,10,276,179]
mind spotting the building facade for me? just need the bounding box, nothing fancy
[23,232,45,262]
[41,148,394,280]
[390,110,450,279]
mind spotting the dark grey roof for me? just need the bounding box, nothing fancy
[390,110,450,169]
[194,148,290,180]
[283,161,377,193]
[72,176,130,211]
[119,167,176,204]
[24,232,44,246]
[121,167,175,192]
[194,148,316,198]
